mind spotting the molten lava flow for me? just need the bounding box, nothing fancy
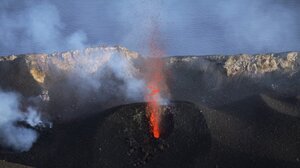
[147,85,161,139]
[145,20,168,139]
[146,72,163,139]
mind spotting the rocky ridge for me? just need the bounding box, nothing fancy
[1,46,300,118]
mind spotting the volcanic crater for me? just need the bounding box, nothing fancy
[0,46,300,168]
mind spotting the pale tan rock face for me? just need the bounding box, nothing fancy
[0,46,299,121]
[19,46,141,86]
[224,52,298,76]
[1,46,298,87]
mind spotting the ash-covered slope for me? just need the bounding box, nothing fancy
[166,52,300,108]
[165,52,300,164]
[0,160,32,168]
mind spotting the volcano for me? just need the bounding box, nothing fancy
[0,46,300,168]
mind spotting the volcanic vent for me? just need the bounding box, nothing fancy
[94,101,211,168]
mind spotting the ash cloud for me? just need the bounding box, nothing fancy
[0,0,87,56]
[112,0,300,55]
[68,49,145,103]
[0,90,44,152]
[1,0,299,56]
[106,53,145,100]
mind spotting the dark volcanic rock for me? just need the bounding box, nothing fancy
[93,101,211,168]
[0,101,211,168]
[0,160,32,168]
[0,56,42,96]
[164,53,300,164]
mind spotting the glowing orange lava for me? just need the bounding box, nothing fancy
[146,60,163,139]
[147,85,161,139]
[146,63,164,139]
[145,20,168,139]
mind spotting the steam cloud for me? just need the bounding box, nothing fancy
[0,0,87,55]
[1,0,299,56]
[113,0,300,55]
[0,90,43,152]
[69,49,145,103]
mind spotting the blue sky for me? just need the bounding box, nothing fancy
[1,0,300,56]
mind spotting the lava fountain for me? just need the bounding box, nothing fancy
[145,58,164,139]
[145,20,169,139]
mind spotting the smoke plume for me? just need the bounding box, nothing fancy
[1,0,300,56]
[0,90,43,152]
[0,0,87,56]
[69,49,145,102]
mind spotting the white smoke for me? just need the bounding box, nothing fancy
[70,49,145,102]
[0,0,87,55]
[106,52,145,100]
[2,0,299,56]
[0,90,43,152]
[113,0,300,55]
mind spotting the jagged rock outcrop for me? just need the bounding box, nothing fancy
[166,52,300,107]
[224,52,297,76]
